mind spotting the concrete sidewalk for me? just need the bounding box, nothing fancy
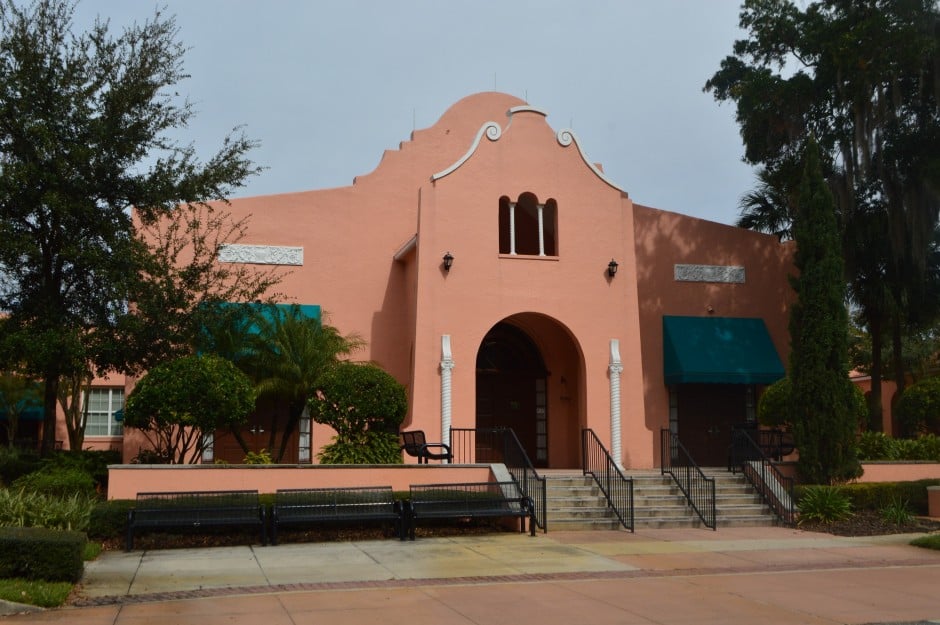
[3,526,939,624]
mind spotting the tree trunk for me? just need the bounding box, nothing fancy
[41,375,59,457]
[868,316,884,432]
[891,315,906,436]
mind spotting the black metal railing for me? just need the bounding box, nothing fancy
[660,429,716,530]
[729,427,796,526]
[450,427,547,532]
[581,429,634,532]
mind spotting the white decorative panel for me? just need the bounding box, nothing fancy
[674,264,745,283]
[218,244,303,266]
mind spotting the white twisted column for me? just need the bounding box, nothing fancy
[609,339,624,469]
[440,335,455,463]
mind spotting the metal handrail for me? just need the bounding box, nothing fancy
[729,427,796,525]
[581,428,634,531]
[450,427,547,532]
[660,429,716,530]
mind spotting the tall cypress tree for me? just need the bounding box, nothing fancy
[789,139,861,484]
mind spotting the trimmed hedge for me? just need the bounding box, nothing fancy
[0,527,85,582]
[797,480,940,515]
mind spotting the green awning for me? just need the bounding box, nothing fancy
[663,316,785,385]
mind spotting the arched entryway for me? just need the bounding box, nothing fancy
[475,315,583,468]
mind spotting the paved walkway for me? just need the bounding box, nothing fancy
[3,526,939,624]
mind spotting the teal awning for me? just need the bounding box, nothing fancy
[663,316,785,385]
[0,405,44,422]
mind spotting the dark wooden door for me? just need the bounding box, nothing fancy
[677,384,747,467]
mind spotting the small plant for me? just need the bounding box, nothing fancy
[0,488,95,532]
[242,449,273,464]
[798,486,853,525]
[879,498,913,525]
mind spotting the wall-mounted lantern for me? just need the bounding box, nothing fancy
[443,251,454,272]
[607,258,619,277]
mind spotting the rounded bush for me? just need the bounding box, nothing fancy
[310,362,407,464]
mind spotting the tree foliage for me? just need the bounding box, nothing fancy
[222,305,363,463]
[894,376,940,436]
[122,354,255,464]
[788,140,861,484]
[0,372,40,447]
[757,377,792,428]
[309,362,407,464]
[0,0,268,454]
[705,0,940,430]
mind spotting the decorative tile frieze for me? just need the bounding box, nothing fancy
[674,264,744,283]
[218,244,304,266]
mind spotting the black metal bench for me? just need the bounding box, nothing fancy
[400,430,453,464]
[125,490,267,551]
[270,486,405,544]
[405,481,536,540]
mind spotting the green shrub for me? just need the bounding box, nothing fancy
[38,449,120,490]
[797,486,853,524]
[758,378,792,427]
[856,431,899,460]
[0,527,85,583]
[310,362,407,464]
[855,432,940,462]
[0,447,41,486]
[838,480,940,515]
[911,434,940,461]
[0,488,95,531]
[12,467,96,498]
[317,430,402,464]
[894,376,940,436]
[86,499,134,540]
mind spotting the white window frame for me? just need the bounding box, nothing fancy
[84,388,124,437]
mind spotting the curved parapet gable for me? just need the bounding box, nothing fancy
[433,104,552,182]
[556,129,627,194]
[431,120,503,181]
[430,99,628,196]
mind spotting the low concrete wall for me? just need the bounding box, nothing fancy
[768,462,940,484]
[108,464,495,500]
[856,462,940,483]
[929,486,940,519]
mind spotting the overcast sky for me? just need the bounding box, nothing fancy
[71,0,756,226]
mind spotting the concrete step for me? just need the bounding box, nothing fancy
[541,468,780,531]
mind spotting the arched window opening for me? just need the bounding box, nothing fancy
[498,193,557,256]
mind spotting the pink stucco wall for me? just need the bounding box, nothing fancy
[854,462,940,483]
[107,464,494,500]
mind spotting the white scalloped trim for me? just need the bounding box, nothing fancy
[431,121,502,181]
[556,129,626,193]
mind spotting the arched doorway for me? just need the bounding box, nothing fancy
[476,322,549,467]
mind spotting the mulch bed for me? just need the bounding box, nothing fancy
[798,510,940,536]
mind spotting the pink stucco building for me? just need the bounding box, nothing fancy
[69,92,797,469]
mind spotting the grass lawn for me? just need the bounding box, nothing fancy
[910,533,940,550]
